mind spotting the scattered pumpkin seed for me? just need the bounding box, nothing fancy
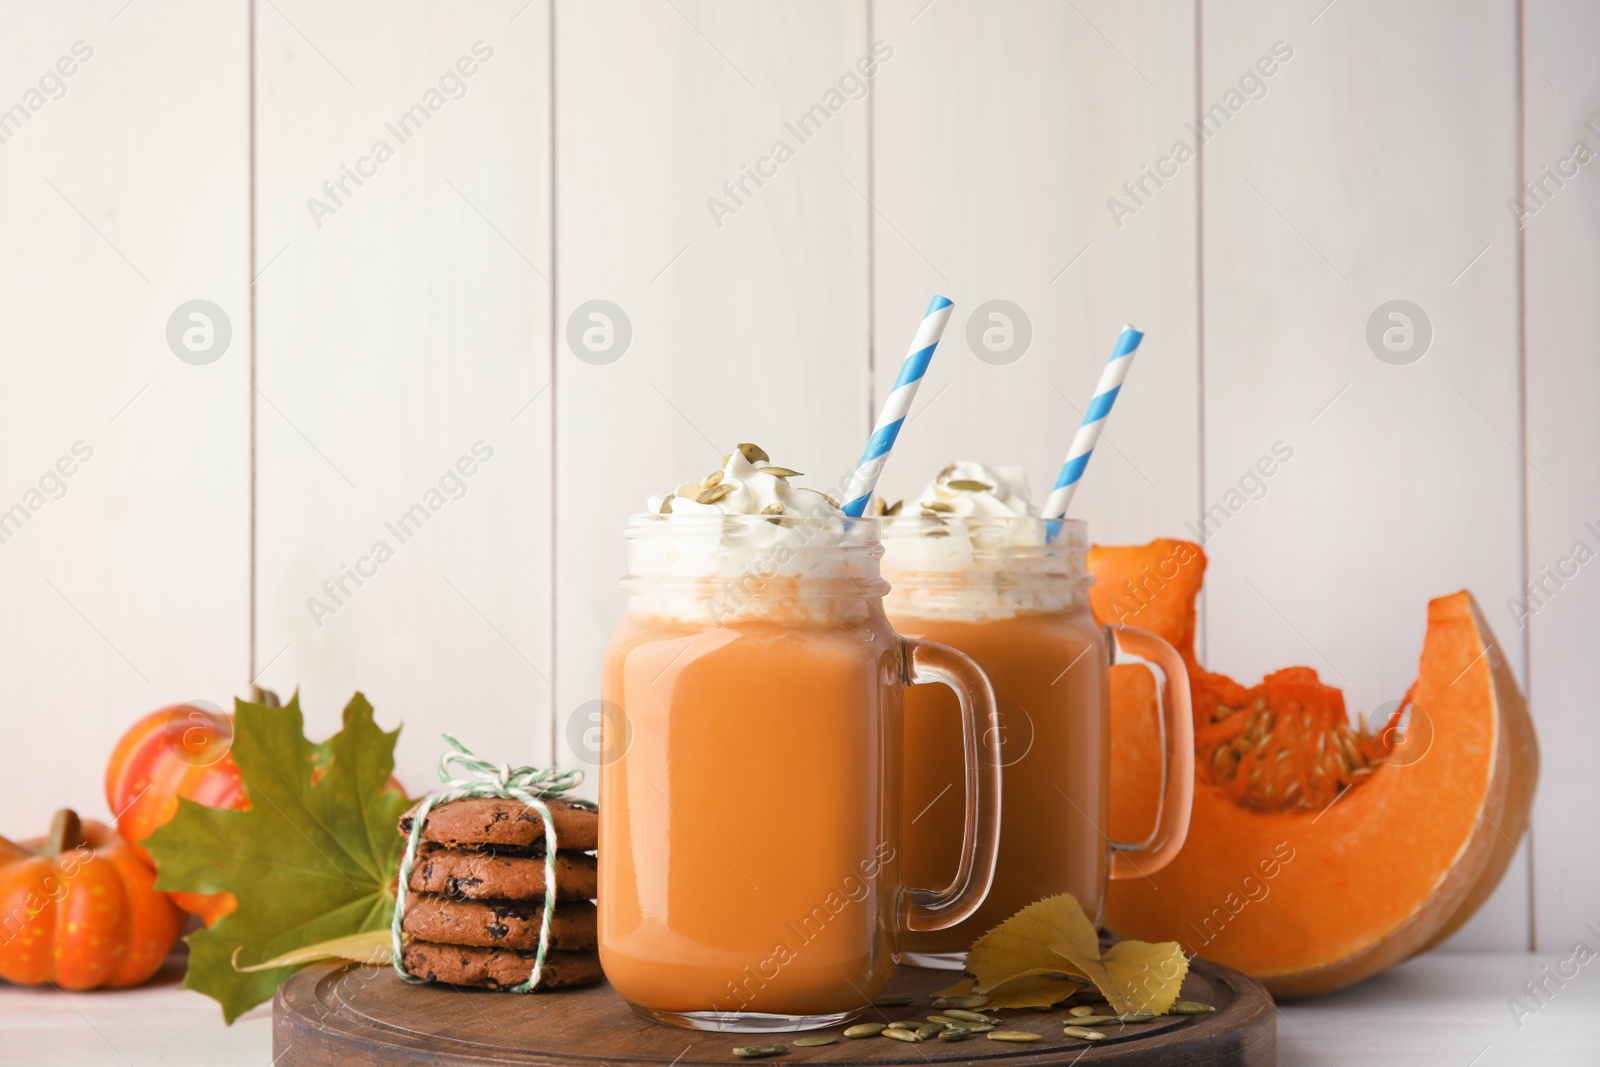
[944,1009,993,1024]
[914,1023,943,1040]
[1171,1000,1216,1015]
[736,443,770,464]
[703,470,724,488]
[931,995,989,1009]
[936,1028,972,1042]
[1068,1015,1120,1026]
[946,480,993,492]
[885,1020,919,1030]
[926,1015,962,1026]
[843,1023,885,1038]
[696,483,733,505]
[732,1045,785,1058]
[1067,1005,1097,1018]
[965,1023,996,1034]
[986,1031,1042,1043]
[757,466,802,478]
[1118,1012,1156,1023]
[1062,1026,1106,1041]
[880,1027,924,1044]
[792,1036,835,1047]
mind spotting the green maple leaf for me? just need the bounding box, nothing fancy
[144,691,409,1022]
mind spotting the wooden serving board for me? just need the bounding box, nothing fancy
[273,957,1274,1066]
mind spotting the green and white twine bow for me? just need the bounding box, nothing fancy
[392,734,591,993]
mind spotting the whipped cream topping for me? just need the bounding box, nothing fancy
[646,444,843,521]
[903,460,1038,521]
[882,460,1087,621]
[629,445,876,624]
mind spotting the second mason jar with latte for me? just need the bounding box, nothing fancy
[881,462,1196,966]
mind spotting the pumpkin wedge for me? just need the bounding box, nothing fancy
[1089,541,1538,998]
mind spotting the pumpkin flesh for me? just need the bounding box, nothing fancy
[1090,541,1536,996]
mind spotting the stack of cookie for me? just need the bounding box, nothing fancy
[396,796,602,991]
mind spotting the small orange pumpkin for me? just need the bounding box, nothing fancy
[0,809,185,990]
[104,701,248,924]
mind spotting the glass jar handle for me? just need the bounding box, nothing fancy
[1107,625,1195,879]
[899,638,1003,933]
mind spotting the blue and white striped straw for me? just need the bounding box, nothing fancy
[1042,325,1144,520]
[841,295,954,517]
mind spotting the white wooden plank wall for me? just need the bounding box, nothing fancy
[2,0,1592,954]
[1523,0,1600,954]
[253,0,553,776]
[0,0,251,834]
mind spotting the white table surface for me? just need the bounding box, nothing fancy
[0,951,1594,1066]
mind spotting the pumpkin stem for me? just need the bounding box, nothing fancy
[46,809,84,855]
[251,685,282,708]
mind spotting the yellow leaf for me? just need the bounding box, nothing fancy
[965,893,1188,1014]
[937,975,977,997]
[230,928,393,972]
[983,972,1083,1009]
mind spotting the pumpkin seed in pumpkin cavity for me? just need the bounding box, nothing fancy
[792,1036,835,1047]
[1171,1000,1216,1014]
[732,1045,785,1058]
[946,480,992,492]
[843,1023,885,1038]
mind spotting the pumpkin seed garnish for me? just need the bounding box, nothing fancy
[761,502,784,514]
[1171,1000,1216,1014]
[923,501,955,513]
[792,1036,835,1047]
[1118,1012,1156,1023]
[883,500,903,516]
[843,1023,886,1038]
[1062,1026,1106,1041]
[936,1027,972,1042]
[696,483,733,505]
[946,479,993,492]
[736,443,770,464]
[880,1027,924,1044]
[659,493,674,514]
[986,1031,1042,1043]
[732,1045,785,1058]
[937,463,958,482]
[944,1009,993,1024]
[703,470,725,488]
[823,493,841,508]
[931,995,989,1009]
[757,466,803,478]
